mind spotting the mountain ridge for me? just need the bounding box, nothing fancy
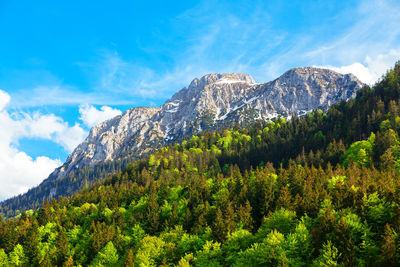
[1,66,365,213]
[54,67,363,180]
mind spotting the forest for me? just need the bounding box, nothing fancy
[0,62,400,266]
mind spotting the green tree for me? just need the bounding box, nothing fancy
[342,133,375,167]
[90,241,119,267]
[312,241,341,267]
[0,249,9,266]
[9,244,26,266]
[257,208,298,239]
[135,236,166,266]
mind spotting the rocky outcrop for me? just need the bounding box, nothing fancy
[50,67,364,181]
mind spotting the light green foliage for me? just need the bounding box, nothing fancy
[268,173,278,184]
[189,135,200,146]
[328,175,347,190]
[223,229,255,265]
[9,244,26,266]
[195,241,222,267]
[162,157,169,168]
[181,141,187,149]
[212,187,229,204]
[284,221,313,266]
[169,186,184,201]
[232,131,251,143]
[77,202,97,216]
[342,213,364,233]
[236,230,287,266]
[206,178,214,189]
[130,224,146,247]
[381,129,400,171]
[217,130,233,150]
[135,236,166,267]
[161,200,173,218]
[342,133,375,167]
[210,145,222,154]
[118,207,126,214]
[257,208,298,238]
[25,209,34,216]
[177,198,188,217]
[380,119,391,131]
[163,186,188,217]
[243,134,251,142]
[178,233,205,256]
[189,147,203,154]
[396,116,400,128]
[178,254,194,266]
[317,199,336,218]
[91,241,119,267]
[148,155,156,167]
[67,225,82,245]
[129,196,149,213]
[38,222,58,263]
[181,152,188,163]
[341,211,376,254]
[102,207,114,220]
[363,192,393,227]
[0,249,9,266]
[312,241,341,267]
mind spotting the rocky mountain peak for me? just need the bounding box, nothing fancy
[189,73,255,90]
[280,67,338,80]
[44,67,365,188]
[171,73,255,103]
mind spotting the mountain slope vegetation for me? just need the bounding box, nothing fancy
[0,62,400,266]
[0,68,364,218]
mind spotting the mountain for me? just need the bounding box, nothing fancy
[0,67,364,216]
[0,62,399,266]
[52,67,363,180]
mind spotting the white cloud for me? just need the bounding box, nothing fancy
[10,112,88,152]
[79,104,122,127]
[0,90,10,110]
[321,49,400,85]
[0,89,88,200]
[0,149,61,201]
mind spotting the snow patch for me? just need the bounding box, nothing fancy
[165,107,178,113]
[168,101,180,107]
[243,95,260,104]
[163,125,173,140]
[264,112,279,120]
[215,78,246,84]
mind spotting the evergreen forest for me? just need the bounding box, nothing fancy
[1,63,400,266]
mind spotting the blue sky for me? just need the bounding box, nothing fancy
[0,0,400,200]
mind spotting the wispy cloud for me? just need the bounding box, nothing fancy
[91,0,400,93]
[8,0,400,109]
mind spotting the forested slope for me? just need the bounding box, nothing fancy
[0,63,400,266]
[0,67,364,218]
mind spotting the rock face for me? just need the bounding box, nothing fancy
[50,67,364,181]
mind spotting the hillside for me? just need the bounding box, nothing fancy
[0,62,399,266]
[0,67,364,217]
